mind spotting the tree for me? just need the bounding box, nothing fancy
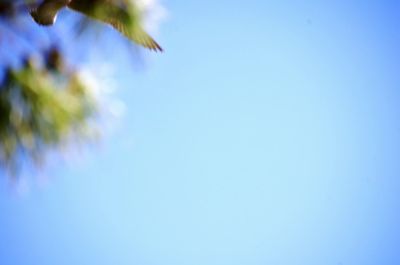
[0,0,162,176]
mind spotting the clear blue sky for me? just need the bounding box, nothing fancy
[1,1,400,265]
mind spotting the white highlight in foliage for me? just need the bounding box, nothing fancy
[78,64,126,120]
[79,64,115,98]
[133,0,168,33]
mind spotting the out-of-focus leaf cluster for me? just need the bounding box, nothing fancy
[0,50,98,175]
[0,0,100,176]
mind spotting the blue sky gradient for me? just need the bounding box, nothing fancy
[1,1,400,264]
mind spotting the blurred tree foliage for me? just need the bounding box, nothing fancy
[0,0,159,176]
